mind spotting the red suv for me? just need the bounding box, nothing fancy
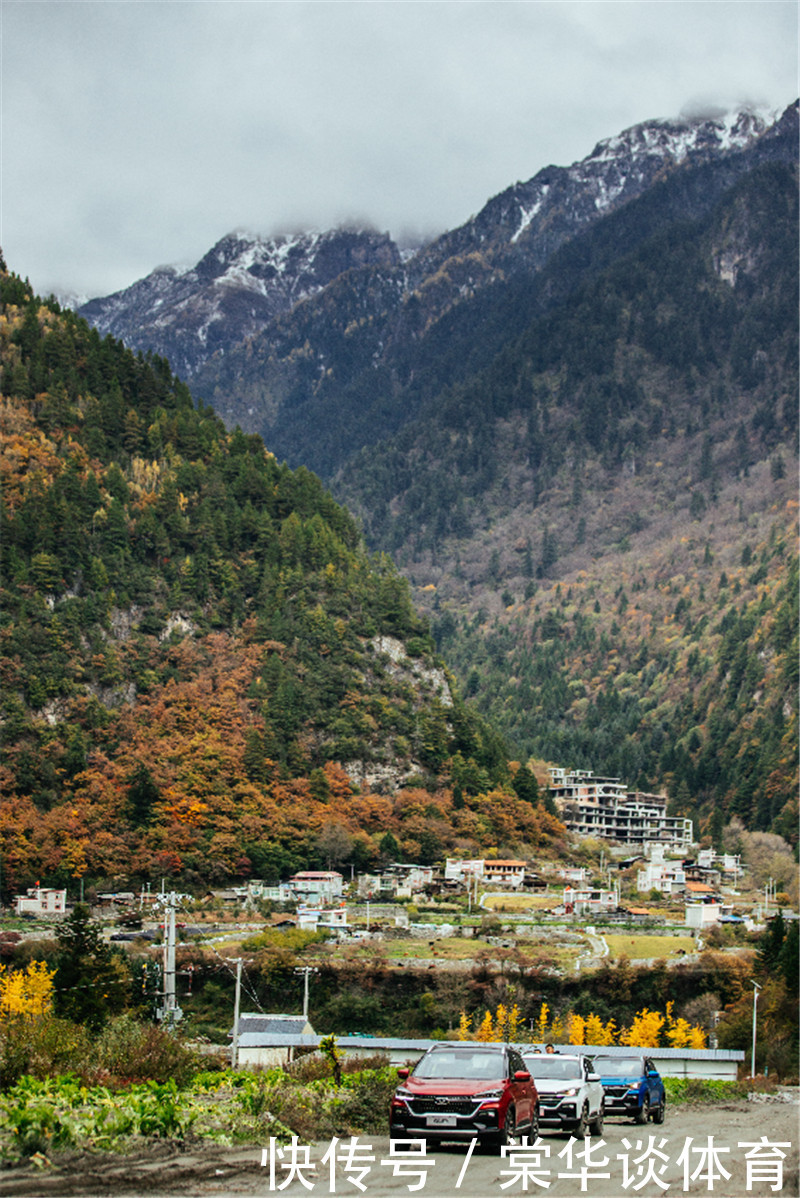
[390,1042,539,1150]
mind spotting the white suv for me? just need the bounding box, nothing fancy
[522,1051,604,1136]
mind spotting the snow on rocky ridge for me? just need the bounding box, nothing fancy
[78,226,400,377]
[509,106,783,238]
[77,103,791,378]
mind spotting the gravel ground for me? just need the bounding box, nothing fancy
[2,1096,797,1198]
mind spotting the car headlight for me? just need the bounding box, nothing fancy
[474,1088,504,1101]
[394,1088,414,1099]
[560,1087,579,1097]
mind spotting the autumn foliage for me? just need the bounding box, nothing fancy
[0,267,564,895]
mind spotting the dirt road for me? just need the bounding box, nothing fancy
[2,1097,797,1198]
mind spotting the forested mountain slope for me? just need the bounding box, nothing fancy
[61,105,798,851]
[335,161,798,845]
[0,265,564,896]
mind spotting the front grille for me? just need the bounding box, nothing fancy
[540,1096,562,1107]
[604,1086,628,1097]
[409,1099,477,1116]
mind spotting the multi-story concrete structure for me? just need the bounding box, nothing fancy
[548,768,693,851]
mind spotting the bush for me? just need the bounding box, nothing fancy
[95,1013,199,1085]
[0,1015,92,1089]
[664,1078,748,1104]
[260,1067,398,1141]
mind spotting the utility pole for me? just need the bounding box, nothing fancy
[750,981,761,1079]
[156,891,182,1028]
[231,958,242,1069]
[293,966,318,1019]
[163,894,176,1024]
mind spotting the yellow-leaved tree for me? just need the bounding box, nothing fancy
[475,1010,495,1042]
[584,1013,617,1045]
[568,1013,586,1045]
[506,1004,523,1042]
[665,1000,706,1049]
[619,1008,665,1047]
[0,960,55,1018]
[457,1003,524,1042]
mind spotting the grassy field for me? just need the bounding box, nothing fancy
[339,937,493,960]
[482,893,557,912]
[333,936,586,971]
[602,933,697,961]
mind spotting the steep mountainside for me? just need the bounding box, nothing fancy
[0,265,565,896]
[76,105,797,478]
[409,106,786,281]
[190,103,797,477]
[335,160,798,845]
[79,228,401,379]
[63,104,798,849]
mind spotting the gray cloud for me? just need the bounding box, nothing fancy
[2,1,796,298]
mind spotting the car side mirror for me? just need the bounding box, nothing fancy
[514,1070,531,1081]
[647,1070,659,1078]
[397,1067,409,1080]
[587,1072,600,1082]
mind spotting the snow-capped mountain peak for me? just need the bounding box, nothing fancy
[78,225,400,377]
[76,101,796,381]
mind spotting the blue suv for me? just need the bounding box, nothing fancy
[590,1055,666,1124]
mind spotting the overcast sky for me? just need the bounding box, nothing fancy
[2,1,797,299]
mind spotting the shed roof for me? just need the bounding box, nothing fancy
[235,1014,314,1036]
[234,1032,743,1061]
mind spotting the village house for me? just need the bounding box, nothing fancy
[357,863,436,899]
[481,859,527,888]
[685,901,725,928]
[233,880,295,904]
[561,886,619,916]
[696,849,742,882]
[233,1014,317,1068]
[288,871,344,903]
[14,886,67,916]
[637,859,687,895]
[297,903,348,933]
[443,858,527,888]
[443,858,484,884]
[685,880,719,901]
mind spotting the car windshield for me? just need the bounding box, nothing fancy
[593,1057,645,1077]
[523,1057,582,1080]
[413,1051,505,1080]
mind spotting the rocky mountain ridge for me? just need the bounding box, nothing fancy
[408,105,788,281]
[79,227,400,379]
[77,104,795,395]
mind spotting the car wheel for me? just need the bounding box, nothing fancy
[635,1095,650,1124]
[589,1102,604,1136]
[529,1103,539,1141]
[574,1103,589,1137]
[499,1105,518,1148]
[652,1094,666,1124]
